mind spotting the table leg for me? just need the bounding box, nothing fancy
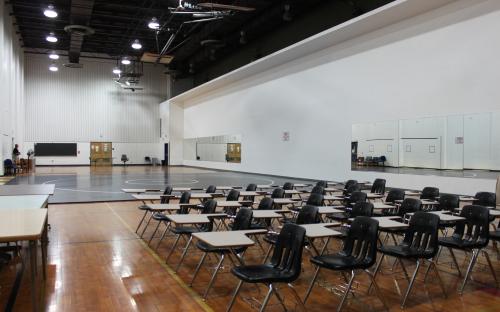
[41,221,48,280]
[29,240,38,312]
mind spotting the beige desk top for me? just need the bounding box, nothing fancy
[257,185,274,189]
[407,211,465,222]
[193,229,267,248]
[122,188,161,193]
[190,193,213,199]
[373,202,396,210]
[317,207,345,214]
[0,208,48,242]
[252,210,287,219]
[132,194,161,201]
[216,186,237,190]
[459,196,476,202]
[273,198,299,204]
[293,184,310,188]
[300,223,342,238]
[0,195,50,210]
[0,184,55,196]
[404,191,421,196]
[284,190,301,194]
[421,200,440,205]
[372,216,408,230]
[216,201,242,208]
[324,188,342,192]
[327,182,340,185]
[324,195,344,201]
[145,203,197,211]
[239,191,259,196]
[166,213,226,224]
[367,193,384,199]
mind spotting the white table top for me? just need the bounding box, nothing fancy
[373,202,396,210]
[190,193,213,199]
[193,229,267,248]
[0,195,49,210]
[317,206,345,214]
[407,211,465,222]
[459,196,476,202]
[257,185,274,189]
[324,195,344,201]
[327,182,340,185]
[0,208,48,242]
[324,188,342,192]
[216,186,236,190]
[421,200,440,205]
[0,184,55,196]
[299,223,342,238]
[284,190,301,194]
[166,213,226,224]
[131,194,161,201]
[367,193,384,199]
[122,188,162,193]
[293,184,310,188]
[145,204,197,211]
[252,210,287,219]
[404,191,421,196]
[239,191,259,196]
[216,201,242,208]
[273,198,299,205]
[372,216,408,230]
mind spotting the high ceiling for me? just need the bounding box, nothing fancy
[9,0,393,77]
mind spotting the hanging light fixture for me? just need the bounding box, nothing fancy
[49,63,58,72]
[131,39,142,50]
[148,17,160,30]
[44,5,58,18]
[121,57,131,65]
[46,32,58,42]
[112,67,122,75]
[48,51,59,60]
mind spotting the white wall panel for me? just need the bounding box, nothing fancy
[24,54,167,143]
[491,111,500,170]
[444,115,464,169]
[463,113,491,169]
[177,0,500,194]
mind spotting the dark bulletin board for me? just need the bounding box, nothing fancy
[34,143,77,156]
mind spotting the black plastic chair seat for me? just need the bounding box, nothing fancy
[311,254,372,270]
[171,226,199,235]
[438,236,487,249]
[378,245,435,259]
[138,205,150,211]
[489,230,500,241]
[231,264,296,284]
[328,212,349,221]
[152,213,169,221]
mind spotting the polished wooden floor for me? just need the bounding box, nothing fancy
[0,167,499,311]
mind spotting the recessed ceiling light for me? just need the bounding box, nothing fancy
[148,17,160,30]
[44,5,58,18]
[48,52,59,60]
[131,39,142,50]
[49,63,58,72]
[112,67,122,74]
[46,32,58,43]
[121,58,131,65]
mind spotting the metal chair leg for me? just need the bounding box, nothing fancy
[367,253,384,294]
[226,280,243,312]
[429,259,447,298]
[147,220,161,245]
[155,222,171,251]
[140,213,153,238]
[459,249,479,295]
[365,269,387,310]
[175,236,193,272]
[203,254,225,300]
[259,284,274,312]
[401,260,421,308]
[135,210,148,233]
[263,244,273,263]
[448,248,462,277]
[398,258,411,282]
[166,234,181,262]
[190,252,207,286]
[287,283,307,312]
[304,266,321,303]
[482,249,498,286]
[337,270,356,312]
[272,284,288,311]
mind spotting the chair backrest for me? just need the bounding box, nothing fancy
[205,185,217,193]
[385,188,405,203]
[226,189,240,201]
[295,205,319,225]
[160,186,173,204]
[316,181,328,188]
[282,182,294,190]
[200,199,218,231]
[178,192,191,214]
[271,188,285,199]
[371,179,386,194]
[232,207,253,231]
[121,154,128,161]
[398,198,422,216]
[348,191,367,205]
[496,177,500,207]
[246,183,257,191]
[474,192,496,207]
[342,217,379,268]
[420,187,439,200]
[270,223,306,282]
[257,197,274,210]
[343,184,361,196]
[402,212,440,258]
[306,193,324,206]
[453,205,490,248]
[310,185,325,195]
[344,180,358,190]
[438,194,460,212]
[350,202,373,218]
[3,159,13,167]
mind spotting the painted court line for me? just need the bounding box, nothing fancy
[106,203,214,312]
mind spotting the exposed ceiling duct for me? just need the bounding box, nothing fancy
[65,0,95,66]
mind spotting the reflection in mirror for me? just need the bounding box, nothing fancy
[184,134,241,163]
[351,111,500,178]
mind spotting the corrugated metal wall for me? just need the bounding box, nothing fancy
[24,54,167,143]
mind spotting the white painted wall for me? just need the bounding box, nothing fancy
[24,54,168,165]
[175,0,500,195]
[0,2,24,175]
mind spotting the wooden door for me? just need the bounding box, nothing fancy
[90,142,113,166]
[226,143,241,163]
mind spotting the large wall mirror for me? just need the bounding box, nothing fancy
[351,111,500,175]
[184,134,242,163]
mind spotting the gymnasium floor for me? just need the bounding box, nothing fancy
[0,166,498,311]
